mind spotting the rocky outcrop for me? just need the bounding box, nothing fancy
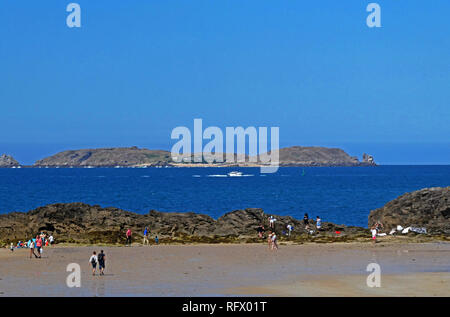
[0,154,20,167]
[368,187,450,235]
[275,146,374,166]
[362,153,376,165]
[0,203,368,244]
[34,147,171,167]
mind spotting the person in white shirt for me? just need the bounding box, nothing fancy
[29,240,38,259]
[286,224,293,236]
[371,226,377,244]
[269,216,277,229]
[89,251,98,275]
[271,232,278,250]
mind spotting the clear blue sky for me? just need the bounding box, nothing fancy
[1,0,449,165]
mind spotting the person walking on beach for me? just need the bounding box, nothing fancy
[29,239,39,258]
[35,235,42,258]
[267,231,273,250]
[143,227,149,245]
[155,235,159,245]
[98,250,106,276]
[89,251,98,276]
[271,232,278,251]
[126,228,132,246]
[49,235,54,246]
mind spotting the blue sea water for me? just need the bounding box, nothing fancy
[0,166,449,227]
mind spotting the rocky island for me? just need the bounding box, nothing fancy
[0,154,20,167]
[32,146,376,167]
[34,146,171,167]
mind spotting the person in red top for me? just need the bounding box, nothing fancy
[35,235,42,258]
[126,229,132,246]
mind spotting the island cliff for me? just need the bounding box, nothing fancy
[0,154,20,167]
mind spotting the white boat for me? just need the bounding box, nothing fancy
[227,171,243,177]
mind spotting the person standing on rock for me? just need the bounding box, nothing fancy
[286,224,293,236]
[143,227,149,245]
[126,228,132,246]
[269,216,276,229]
[316,216,322,231]
[303,213,310,231]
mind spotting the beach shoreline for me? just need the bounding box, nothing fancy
[1,242,449,297]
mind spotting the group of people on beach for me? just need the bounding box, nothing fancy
[259,214,323,247]
[370,221,384,244]
[9,232,55,258]
[89,250,106,276]
[267,231,278,250]
[124,227,159,246]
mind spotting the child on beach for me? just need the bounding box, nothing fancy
[89,251,98,276]
[371,225,377,244]
[155,235,159,245]
[29,240,38,259]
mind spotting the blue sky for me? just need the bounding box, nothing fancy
[0,0,449,164]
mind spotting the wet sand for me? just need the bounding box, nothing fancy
[0,242,449,296]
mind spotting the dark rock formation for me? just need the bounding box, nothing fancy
[368,187,450,234]
[362,153,376,165]
[0,203,368,245]
[0,154,20,167]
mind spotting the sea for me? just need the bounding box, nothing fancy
[1,166,449,227]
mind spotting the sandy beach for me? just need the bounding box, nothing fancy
[1,242,449,297]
